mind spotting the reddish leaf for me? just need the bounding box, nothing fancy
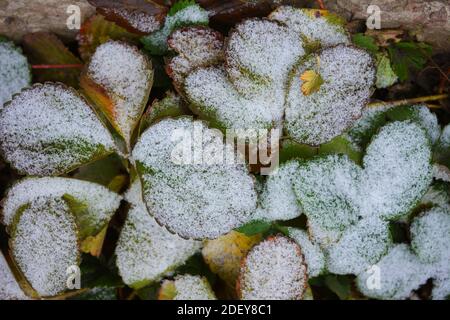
[22,32,82,88]
[77,14,139,61]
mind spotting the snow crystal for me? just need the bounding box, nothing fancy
[225,19,304,97]
[87,41,153,142]
[269,6,350,48]
[1,177,122,233]
[258,161,303,222]
[288,228,325,277]
[0,252,29,300]
[356,244,430,300]
[10,198,79,297]
[116,180,200,288]
[164,275,216,300]
[0,41,30,108]
[0,83,116,176]
[167,27,223,90]
[410,207,450,264]
[361,121,433,220]
[285,45,375,146]
[132,118,257,239]
[239,236,307,300]
[326,217,392,275]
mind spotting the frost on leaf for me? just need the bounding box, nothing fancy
[287,228,325,278]
[132,118,257,239]
[410,207,450,264]
[295,122,432,248]
[1,177,122,238]
[159,275,216,300]
[202,230,261,286]
[346,103,440,151]
[225,19,304,97]
[141,2,209,55]
[0,83,116,176]
[167,26,224,93]
[258,161,303,222]
[294,154,361,243]
[0,40,31,107]
[10,198,79,297]
[185,18,304,134]
[0,252,29,300]
[115,180,201,289]
[98,7,164,35]
[326,217,392,275]
[356,244,430,300]
[269,7,349,50]
[285,45,375,146]
[238,236,307,300]
[360,121,433,220]
[81,41,153,144]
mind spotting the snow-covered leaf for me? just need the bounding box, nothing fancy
[269,7,349,51]
[287,228,325,278]
[132,118,257,239]
[238,236,307,300]
[115,180,201,289]
[141,1,209,55]
[81,41,153,144]
[1,177,122,238]
[159,275,216,300]
[166,26,223,93]
[10,198,80,297]
[0,39,31,107]
[0,251,30,300]
[285,45,375,145]
[0,83,116,176]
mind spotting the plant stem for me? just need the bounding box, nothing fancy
[32,64,83,69]
[316,0,326,9]
[368,94,449,109]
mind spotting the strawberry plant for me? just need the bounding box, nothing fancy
[0,1,449,301]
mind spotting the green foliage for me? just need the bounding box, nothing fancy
[388,41,432,82]
[352,33,379,54]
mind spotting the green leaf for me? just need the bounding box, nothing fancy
[0,83,116,176]
[235,220,273,236]
[141,1,209,55]
[168,0,196,16]
[352,33,379,54]
[388,41,432,82]
[375,52,398,89]
[324,275,352,300]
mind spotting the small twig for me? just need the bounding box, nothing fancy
[32,64,83,69]
[316,0,326,10]
[368,94,449,109]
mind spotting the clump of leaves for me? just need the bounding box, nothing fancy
[0,1,448,301]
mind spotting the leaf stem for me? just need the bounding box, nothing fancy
[32,64,83,69]
[368,94,449,109]
[316,0,326,9]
